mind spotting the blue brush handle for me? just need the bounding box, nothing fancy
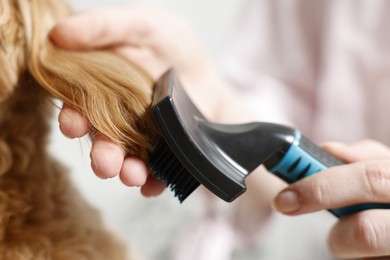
[269,131,390,218]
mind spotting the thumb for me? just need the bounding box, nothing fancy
[321,140,390,163]
[49,6,155,50]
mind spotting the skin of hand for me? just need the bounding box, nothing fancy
[272,139,390,259]
[50,5,230,196]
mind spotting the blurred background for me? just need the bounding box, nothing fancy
[48,1,340,260]
[48,0,245,260]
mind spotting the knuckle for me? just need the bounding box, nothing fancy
[134,8,161,37]
[353,213,380,252]
[306,179,330,206]
[358,139,377,147]
[141,13,187,46]
[361,161,390,199]
[132,15,162,48]
[327,233,341,257]
[141,16,157,38]
[77,9,112,44]
[361,139,389,150]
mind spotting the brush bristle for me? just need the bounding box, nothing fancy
[148,138,200,202]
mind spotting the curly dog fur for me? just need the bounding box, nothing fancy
[0,0,153,259]
[0,76,131,259]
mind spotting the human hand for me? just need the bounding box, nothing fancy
[50,5,218,196]
[57,105,164,196]
[272,139,390,259]
[50,5,217,86]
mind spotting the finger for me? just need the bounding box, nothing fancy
[363,257,390,260]
[319,142,349,161]
[119,157,149,187]
[321,140,390,163]
[58,105,89,138]
[140,175,165,197]
[50,6,156,50]
[90,134,124,179]
[328,210,390,259]
[272,160,390,214]
[115,46,170,80]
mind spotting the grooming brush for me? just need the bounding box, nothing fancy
[148,69,390,218]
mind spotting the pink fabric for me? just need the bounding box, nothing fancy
[172,190,272,260]
[222,0,390,144]
[172,205,235,260]
[176,1,390,259]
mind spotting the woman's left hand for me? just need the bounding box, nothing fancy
[50,5,226,197]
[272,139,390,259]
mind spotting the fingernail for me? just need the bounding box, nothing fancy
[273,190,301,213]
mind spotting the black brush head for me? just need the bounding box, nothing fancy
[149,138,200,202]
[148,69,247,203]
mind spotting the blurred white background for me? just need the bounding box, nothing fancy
[48,1,244,259]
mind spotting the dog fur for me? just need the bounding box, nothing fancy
[0,74,131,259]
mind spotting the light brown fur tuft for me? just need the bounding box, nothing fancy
[0,0,157,259]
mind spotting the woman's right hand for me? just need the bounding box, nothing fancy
[273,140,390,259]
